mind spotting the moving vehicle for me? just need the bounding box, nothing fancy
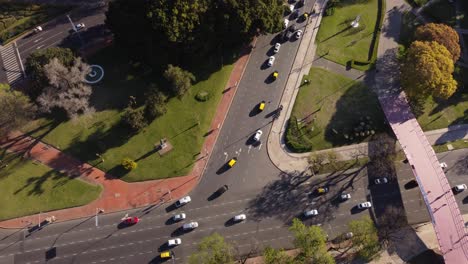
[253,130,263,142]
[182,221,199,230]
[33,26,42,33]
[357,201,372,209]
[274,43,281,53]
[216,185,229,195]
[172,213,186,221]
[258,101,266,111]
[167,238,182,247]
[175,196,191,207]
[160,251,174,259]
[228,157,237,167]
[304,209,318,217]
[315,187,329,194]
[272,71,279,80]
[76,23,85,30]
[374,177,388,184]
[233,214,246,222]
[340,193,351,201]
[123,216,139,225]
[454,184,467,192]
[267,56,275,67]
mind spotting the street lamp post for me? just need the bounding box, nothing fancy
[95,208,104,227]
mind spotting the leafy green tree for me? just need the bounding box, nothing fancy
[414,23,460,62]
[25,47,75,99]
[144,85,167,121]
[0,88,36,136]
[121,158,137,170]
[401,41,457,99]
[289,218,335,264]
[348,216,380,261]
[189,233,234,264]
[164,64,196,97]
[263,246,295,264]
[121,108,147,132]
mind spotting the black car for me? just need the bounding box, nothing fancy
[285,31,293,40]
[216,185,229,195]
[288,24,297,32]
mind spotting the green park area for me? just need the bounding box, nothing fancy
[0,150,101,220]
[0,2,71,43]
[285,67,387,152]
[22,46,233,182]
[315,0,384,70]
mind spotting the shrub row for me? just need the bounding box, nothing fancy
[285,116,313,153]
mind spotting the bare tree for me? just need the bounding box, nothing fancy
[36,57,94,119]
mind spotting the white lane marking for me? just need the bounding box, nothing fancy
[248,145,251,154]
[259,143,262,150]
[224,152,228,161]
[33,38,42,43]
[35,45,44,50]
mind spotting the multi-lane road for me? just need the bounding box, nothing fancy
[0,1,467,263]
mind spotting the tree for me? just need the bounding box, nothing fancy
[263,247,295,264]
[414,23,460,62]
[348,216,380,261]
[401,41,458,99]
[25,47,75,99]
[308,152,327,173]
[36,57,94,119]
[188,232,234,264]
[121,108,147,132]
[164,64,196,97]
[0,87,36,136]
[121,158,137,170]
[144,85,167,121]
[289,218,335,264]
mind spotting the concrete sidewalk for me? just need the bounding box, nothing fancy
[266,0,468,174]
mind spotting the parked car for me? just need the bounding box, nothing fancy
[75,23,85,30]
[33,26,43,33]
[454,184,467,192]
[284,19,289,28]
[258,101,266,111]
[289,4,294,12]
[253,130,263,142]
[160,251,174,260]
[295,30,303,39]
[290,9,299,19]
[228,157,237,167]
[440,162,448,170]
[123,216,139,225]
[286,31,294,40]
[358,201,372,209]
[175,196,191,207]
[271,71,279,80]
[288,24,297,32]
[216,185,229,195]
[340,193,351,201]
[182,221,198,231]
[304,209,318,217]
[374,177,388,184]
[315,187,329,194]
[167,238,182,247]
[274,43,281,53]
[172,213,186,221]
[267,56,275,67]
[233,214,246,222]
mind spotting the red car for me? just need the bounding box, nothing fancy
[123,216,139,225]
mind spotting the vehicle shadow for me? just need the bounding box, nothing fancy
[224,218,237,227]
[216,163,230,175]
[249,105,263,117]
[170,227,185,237]
[260,60,271,70]
[349,206,363,215]
[463,196,468,204]
[207,191,222,201]
[264,74,276,84]
[404,180,418,190]
[165,204,178,213]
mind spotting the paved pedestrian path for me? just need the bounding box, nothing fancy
[0,40,255,229]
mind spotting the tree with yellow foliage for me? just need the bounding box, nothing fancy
[414,23,460,62]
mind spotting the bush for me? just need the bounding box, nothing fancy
[144,86,167,121]
[195,91,210,102]
[121,108,147,132]
[121,158,137,170]
[285,116,313,153]
[325,7,335,16]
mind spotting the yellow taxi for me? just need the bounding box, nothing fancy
[272,71,279,80]
[258,101,266,111]
[228,157,237,167]
[303,13,309,19]
[316,187,329,194]
[160,251,173,259]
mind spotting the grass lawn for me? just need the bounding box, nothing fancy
[0,150,101,220]
[0,3,72,44]
[286,67,387,152]
[433,139,468,153]
[315,0,383,70]
[22,45,234,182]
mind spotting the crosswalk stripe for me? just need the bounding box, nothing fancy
[0,44,24,85]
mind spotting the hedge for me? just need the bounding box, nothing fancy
[285,116,313,153]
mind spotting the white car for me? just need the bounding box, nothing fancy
[175,196,191,207]
[375,177,388,184]
[33,26,43,33]
[358,202,372,209]
[289,4,294,12]
[295,30,303,39]
[182,221,198,230]
[340,193,351,201]
[454,184,467,192]
[233,214,246,222]
[253,130,263,142]
[167,238,182,247]
[440,162,448,170]
[284,19,289,28]
[304,209,318,217]
[172,213,186,221]
[274,43,281,53]
[267,56,275,67]
[75,23,85,30]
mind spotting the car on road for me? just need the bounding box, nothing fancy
[76,23,85,30]
[272,71,279,80]
[290,9,299,19]
[253,130,263,142]
[284,19,289,28]
[374,177,388,184]
[258,101,266,111]
[285,31,294,40]
[123,216,139,225]
[160,251,174,260]
[304,209,318,217]
[289,4,294,12]
[216,185,229,195]
[315,187,329,194]
[357,201,372,209]
[454,184,467,192]
[33,26,43,33]
[233,214,246,222]
[340,193,351,201]
[267,56,275,67]
[182,221,199,230]
[288,24,297,32]
[173,213,186,221]
[175,196,191,207]
[228,157,237,167]
[167,238,182,247]
[440,162,447,170]
[274,43,281,53]
[295,30,303,39]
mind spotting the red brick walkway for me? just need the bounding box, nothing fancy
[0,40,255,229]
